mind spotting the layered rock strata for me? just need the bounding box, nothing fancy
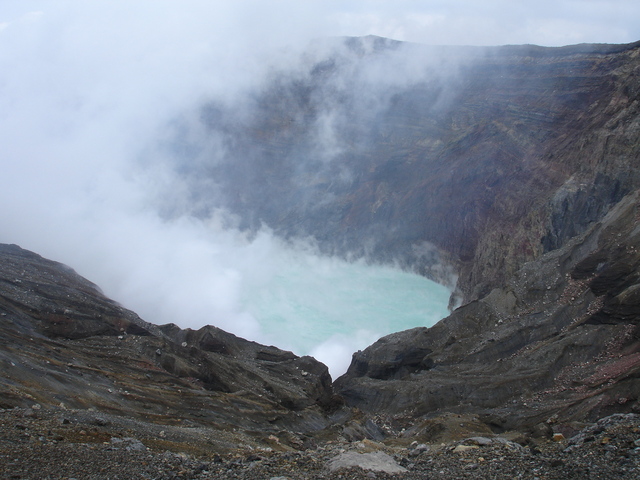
[336,191,640,431]
[184,37,640,303]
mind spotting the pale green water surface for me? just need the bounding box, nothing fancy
[240,257,451,376]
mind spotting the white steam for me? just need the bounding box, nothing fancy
[0,4,308,334]
[0,3,450,377]
[2,2,632,376]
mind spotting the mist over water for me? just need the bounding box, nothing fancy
[240,255,450,376]
[0,3,458,378]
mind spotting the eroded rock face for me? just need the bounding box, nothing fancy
[0,244,343,441]
[335,191,640,430]
[176,37,640,302]
[0,243,157,339]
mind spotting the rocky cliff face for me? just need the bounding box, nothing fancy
[2,36,640,464]
[331,39,640,429]
[177,36,640,302]
[183,35,640,434]
[335,191,640,431]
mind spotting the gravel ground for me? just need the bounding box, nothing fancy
[2,407,639,480]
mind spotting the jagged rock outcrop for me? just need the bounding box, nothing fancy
[335,191,640,430]
[0,243,346,445]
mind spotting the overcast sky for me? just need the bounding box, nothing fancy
[1,1,640,47]
[331,0,640,46]
[1,1,639,374]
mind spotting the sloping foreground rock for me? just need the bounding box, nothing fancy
[336,190,640,433]
[0,243,351,451]
[2,406,640,478]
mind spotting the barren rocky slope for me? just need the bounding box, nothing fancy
[0,246,639,479]
[322,38,640,437]
[0,243,351,452]
[336,190,640,431]
[2,199,639,477]
[2,406,640,479]
[2,37,640,478]
[185,36,640,302]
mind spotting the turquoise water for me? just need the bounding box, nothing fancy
[240,257,451,376]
